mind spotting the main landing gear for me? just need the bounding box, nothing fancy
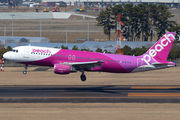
[80,70,86,81]
[23,65,28,75]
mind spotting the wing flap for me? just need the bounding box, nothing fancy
[61,61,104,71]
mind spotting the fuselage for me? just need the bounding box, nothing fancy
[3,46,140,73]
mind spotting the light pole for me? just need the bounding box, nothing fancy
[10,14,15,37]
[40,19,42,37]
[4,22,6,45]
[66,28,68,47]
[88,20,89,41]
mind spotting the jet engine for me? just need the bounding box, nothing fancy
[54,64,77,74]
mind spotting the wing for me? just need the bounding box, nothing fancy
[61,61,104,71]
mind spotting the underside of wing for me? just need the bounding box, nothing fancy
[61,61,104,71]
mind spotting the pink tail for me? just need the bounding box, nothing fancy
[144,32,176,62]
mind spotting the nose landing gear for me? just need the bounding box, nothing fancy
[23,65,28,75]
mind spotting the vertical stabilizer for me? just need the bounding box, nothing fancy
[143,32,175,62]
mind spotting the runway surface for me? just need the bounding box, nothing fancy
[1,85,180,103]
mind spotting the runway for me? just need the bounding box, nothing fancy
[0,85,180,103]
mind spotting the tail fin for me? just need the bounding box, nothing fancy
[142,32,175,62]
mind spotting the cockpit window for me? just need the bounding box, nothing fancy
[11,49,18,53]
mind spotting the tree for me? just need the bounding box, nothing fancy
[121,45,132,55]
[95,48,103,52]
[54,46,60,48]
[156,5,176,39]
[103,49,112,53]
[72,45,79,50]
[96,8,115,41]
[81,48,91,51]
[167,25,180,40]
[0,48,6,58]
[6,46,12,52]
[61,45,68,49]
[168,48,179,59]
[108,4,177,41]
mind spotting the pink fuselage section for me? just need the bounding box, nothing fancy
[20,49,138,73]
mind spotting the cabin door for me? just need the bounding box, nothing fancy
[24,47,29,58]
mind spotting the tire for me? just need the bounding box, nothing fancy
[23,71,27,75]
[80,74,86,81]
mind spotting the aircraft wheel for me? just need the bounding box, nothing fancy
[80,74,86,81]
[23,71,27,75]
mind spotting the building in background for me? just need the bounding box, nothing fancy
[0,36,50,45]
[4,41,155,53]
[41,0,67,7]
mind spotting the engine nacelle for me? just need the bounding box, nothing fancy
[54,64,77,74]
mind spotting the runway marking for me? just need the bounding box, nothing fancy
[128,93,180,97]
[0,97,128,99]
[131,87,180,89]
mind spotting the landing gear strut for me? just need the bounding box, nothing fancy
[23,65,28,75]
[80,70,86,81]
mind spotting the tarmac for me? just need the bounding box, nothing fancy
[0,85,180,103]
[1,66,180,120]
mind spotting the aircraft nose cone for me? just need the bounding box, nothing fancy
[3,53,8,59]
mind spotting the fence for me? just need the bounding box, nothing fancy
[0,58,4,71]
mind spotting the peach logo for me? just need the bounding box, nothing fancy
[142,33,174,66]
[32,49,51,54]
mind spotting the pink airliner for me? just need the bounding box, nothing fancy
[3,32,176,81]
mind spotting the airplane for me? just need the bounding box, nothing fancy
[3,32,176,81]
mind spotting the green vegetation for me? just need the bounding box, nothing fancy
[61,45,68,49]
[72,45,79,50]
[96,4,180,41]
[0,46,12,58]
